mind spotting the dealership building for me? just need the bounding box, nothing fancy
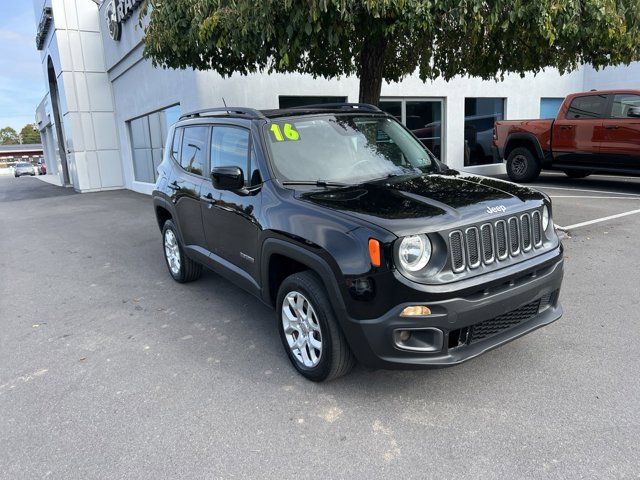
[32,0,640,194]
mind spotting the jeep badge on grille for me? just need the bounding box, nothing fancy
[487,205,507,214]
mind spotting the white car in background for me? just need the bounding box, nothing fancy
[14,162,36,177]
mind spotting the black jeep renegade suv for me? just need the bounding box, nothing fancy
[152,104,563,381]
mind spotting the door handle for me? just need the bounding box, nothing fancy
[605,125,619,129]
[559,125,574,130]
[201,192,217,204]
[167,181,181,191]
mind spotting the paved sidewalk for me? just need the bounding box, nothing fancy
[1,176,639,479]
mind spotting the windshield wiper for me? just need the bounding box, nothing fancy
[281,180,351,188]
[362,171,422,184]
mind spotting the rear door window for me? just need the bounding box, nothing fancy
[171,128,182,161]
[180,126,209,176]
[610,94,640,118]
[566,95,608,119]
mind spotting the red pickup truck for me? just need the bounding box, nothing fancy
[493,89,640,182]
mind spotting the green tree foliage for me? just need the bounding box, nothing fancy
[20,124,41,144]
[0,127,20,145]
[142,0,640,105]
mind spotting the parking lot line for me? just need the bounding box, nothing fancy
[531,185,640,197]
[558,208,640,230]
[541,172,640,180]
[549,195,640,200]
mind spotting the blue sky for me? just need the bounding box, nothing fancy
[0,3,44,132]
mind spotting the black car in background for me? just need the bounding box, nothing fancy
[152,104,564,381]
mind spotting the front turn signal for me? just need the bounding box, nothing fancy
[368,238,381,267]
[400,306,432,317]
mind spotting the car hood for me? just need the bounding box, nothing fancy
[297,171,546,237]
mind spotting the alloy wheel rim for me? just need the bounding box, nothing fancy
[282,291,323,368]
[512,155,528,176]
[164,229,181,275]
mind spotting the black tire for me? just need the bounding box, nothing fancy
[506,147,541,183]
[161,219,202,283]
[276,271,355,382]
[563,169,592,179]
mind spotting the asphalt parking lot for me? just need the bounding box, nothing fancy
[1,173,639,479]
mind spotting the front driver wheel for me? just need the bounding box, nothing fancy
[506,147,541,183]
[563,169,592,179]
[162,220,202,283]
[277,272,355,381]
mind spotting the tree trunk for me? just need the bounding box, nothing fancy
[358,37,387,106]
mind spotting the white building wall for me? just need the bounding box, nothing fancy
[34,0,123,192]
[583,62,640,90]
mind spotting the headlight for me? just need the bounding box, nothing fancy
[542,205,551,231]
[398,234,432,272]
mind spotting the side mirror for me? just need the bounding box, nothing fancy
[211,166,244,191]
[627,106,640,118]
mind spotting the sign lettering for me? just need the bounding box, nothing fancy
[105,0,145,41]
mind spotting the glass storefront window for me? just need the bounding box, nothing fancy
[464,98,504,166]
[379,101,401,122]
[129,104,181,183]
[379,99,444,160]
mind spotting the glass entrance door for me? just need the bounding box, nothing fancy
[379,98,444,159]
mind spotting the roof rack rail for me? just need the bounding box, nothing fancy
[179,107,266,121]
[290,103,382,112]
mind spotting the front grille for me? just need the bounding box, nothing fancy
[448,210,544,273]
[480,224,494,264]
[466,227,480,268]
[450,231,465,272]
[508,217,520,255]
[469,300,541,343]
[532,211,542,247]
[495,220,508,260]
[448,292,558,349]
[521,214,532,251]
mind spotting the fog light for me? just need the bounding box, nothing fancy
[398,330,411,342]
[393,328,444,352]
[400,305,432,317]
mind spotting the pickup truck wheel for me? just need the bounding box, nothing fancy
[563,169,592,179]
[162,220,202,283]
[277,272,355,381]
[506,148,541,183]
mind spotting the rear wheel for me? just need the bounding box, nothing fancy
[162,219,202,283]
[277,271,355,381]
[563,169,592,179]
[506,147,541,183]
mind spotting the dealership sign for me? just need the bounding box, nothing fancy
[105,0,144,41]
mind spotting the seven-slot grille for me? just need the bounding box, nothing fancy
[449,210,543,273]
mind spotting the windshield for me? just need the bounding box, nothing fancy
[17,163,31,167]
[264,114,440,184]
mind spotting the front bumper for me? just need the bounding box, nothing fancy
[341,253,564,369]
